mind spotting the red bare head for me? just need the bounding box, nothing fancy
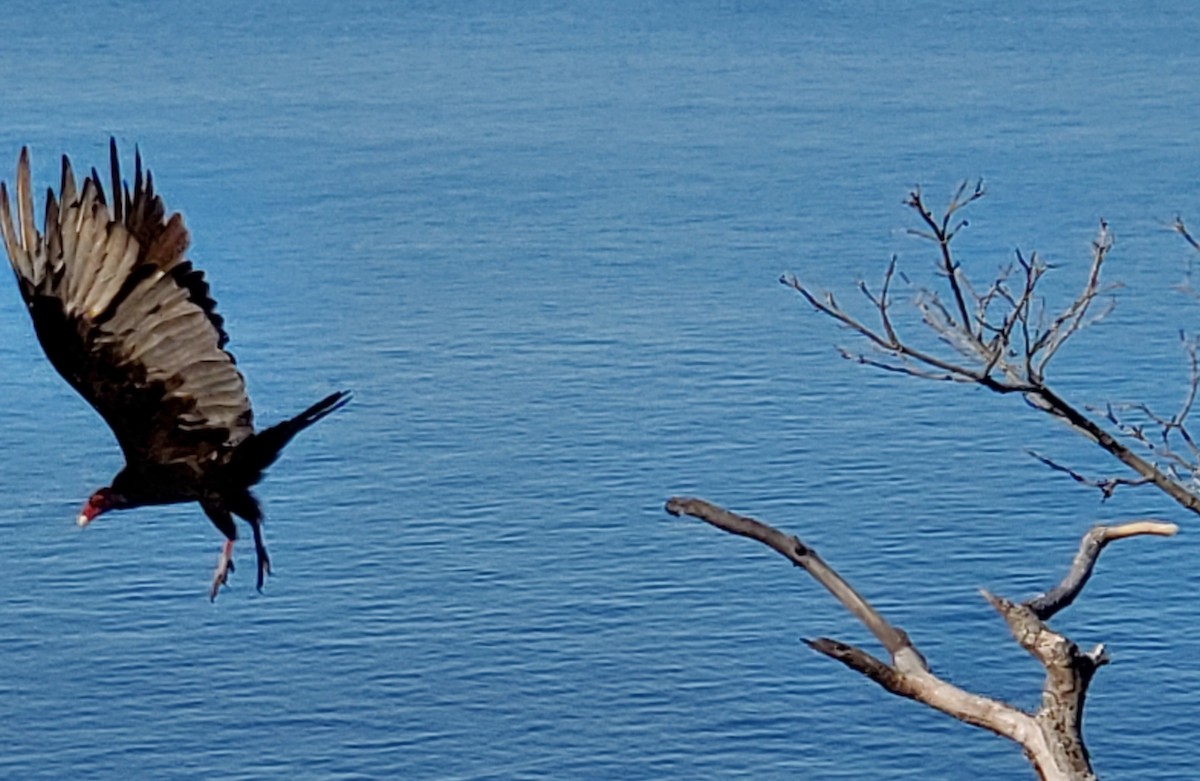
[77,487,125,528]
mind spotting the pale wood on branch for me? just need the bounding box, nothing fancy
[665,495,1175,781]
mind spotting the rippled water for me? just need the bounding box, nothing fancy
[0,2,1198,779]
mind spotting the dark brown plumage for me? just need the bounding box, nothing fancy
[0,139,350,600]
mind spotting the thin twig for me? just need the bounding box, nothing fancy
[1026,450,1153,501]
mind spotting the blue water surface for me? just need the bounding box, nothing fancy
[0,2,1197,779]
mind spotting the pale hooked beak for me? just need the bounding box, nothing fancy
[78,488,119,528]
[77,504,100,528]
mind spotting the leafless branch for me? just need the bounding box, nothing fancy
[1029,221,1116,379]
[1097,401,1198,473]
[784,185,1200,518]
[1024,520,1178,619]
[1173,216,1200,253]
[663,495,924,670]
[1026,450,1153,501]
[665,496,1175,780]
[1173,333,1200,432]
[1171,217,1200,298]
[1071,335,1200,498]
[905,180,986,339]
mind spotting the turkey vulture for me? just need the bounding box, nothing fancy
[0,139,350,600]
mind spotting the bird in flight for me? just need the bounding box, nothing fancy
[0,139,350,600]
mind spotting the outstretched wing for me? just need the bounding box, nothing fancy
[0,139,254,467]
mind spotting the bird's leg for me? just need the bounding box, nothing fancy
[250,521,271,592]
[210,538,235,601]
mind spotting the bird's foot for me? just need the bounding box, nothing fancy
[210,539,235,602]
[251,523,272,593]
[256,550,272,593]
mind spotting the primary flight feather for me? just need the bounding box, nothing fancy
[0,139,350,600]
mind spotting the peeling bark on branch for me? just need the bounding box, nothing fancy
[665,496,1176,780]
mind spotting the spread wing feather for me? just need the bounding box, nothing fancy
[0,140,253,466]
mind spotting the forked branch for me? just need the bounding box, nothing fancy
[665,495,1176,781]
[785,186,1200,518]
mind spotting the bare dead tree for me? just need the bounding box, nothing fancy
[660,189,1200,776]
[665,496,1176,781]
[782,184,1200,514]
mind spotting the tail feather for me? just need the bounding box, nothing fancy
[231,390,351,482]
